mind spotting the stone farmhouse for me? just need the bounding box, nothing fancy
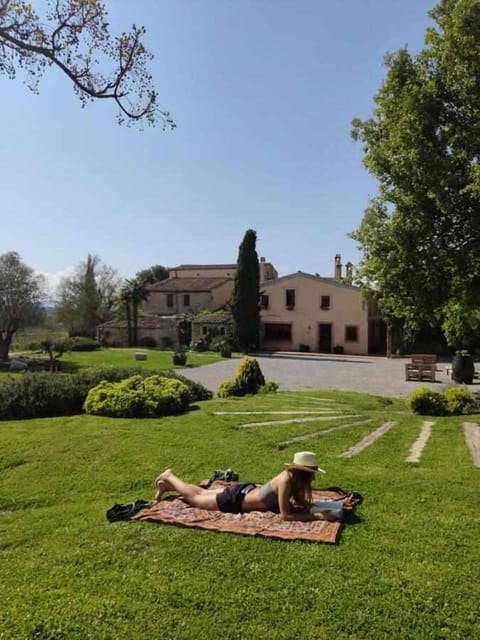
[97,255,386,355]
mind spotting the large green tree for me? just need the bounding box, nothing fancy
[231,229,260,352]
[351,0,480,349]
[135,264,169,284]
[0,251,45,360]
[0,0,175,128]
[56,254,120,337]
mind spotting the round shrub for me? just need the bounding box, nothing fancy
[217,378,243,398]
[406,387,448,416]
[259,380,279,394]
[443,387,475,415]
[138,336,157,348]
[83,374,190,418]
[173,350,187,366]
[60,337,102,352]
[235,357,265,394]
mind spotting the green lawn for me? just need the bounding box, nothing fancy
[10,347,226,371]
[1,391,479,639]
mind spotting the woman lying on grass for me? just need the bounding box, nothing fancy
[155,451,339,522]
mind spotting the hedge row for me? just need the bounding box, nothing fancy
[0,367,212,420]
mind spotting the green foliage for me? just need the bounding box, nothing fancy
[351,1,480,345]
[217,378,243,398]
[61,336,102,352]
[0,367,211,420]
[217,356,270,397]
[56,254,120,339]
[83,374,190,418]
[231,229,260,352]
[443,387,475,416]
[0,251,45,361]
[406,388,449,416]
[259,380,279,394]
[235,356,265,393]
[135,265,169,284]
[172,350,187,366]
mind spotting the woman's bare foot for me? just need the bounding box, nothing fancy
[154,469,174,501]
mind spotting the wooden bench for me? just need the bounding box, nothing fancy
[405,354,437,382]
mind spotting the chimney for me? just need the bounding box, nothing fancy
[334,254,342,281]
[259,256,266,282]
[345,261,353,283]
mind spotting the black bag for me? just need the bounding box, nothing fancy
[211,468,239,482]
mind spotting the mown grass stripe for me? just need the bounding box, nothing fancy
[213,410,339,415]
[236,415,361,428]
[277,419,373,448]
[406,421,434,463]
[339,421,396,458]
[463,422,480,467]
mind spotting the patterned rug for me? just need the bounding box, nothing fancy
[132,481,358,544]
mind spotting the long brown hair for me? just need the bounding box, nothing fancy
[289,469,314,507]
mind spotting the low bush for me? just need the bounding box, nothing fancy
[259,380,279,394]
[217,379,243,398]
[172,350,187,366]
[190,338,209,352]
[406,388,449,416]
[443,387,474,415]
[60,337,102,352]
[83,374,190,418]
[0,367,211,420]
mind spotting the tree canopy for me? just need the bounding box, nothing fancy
[56,254,120,337]
[231,229,260,353]
[135,264,169,284]
[0,251,45,360]
[0,0,175,128]
[351,0,480,348]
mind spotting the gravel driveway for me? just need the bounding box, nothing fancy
[178,353,471,399]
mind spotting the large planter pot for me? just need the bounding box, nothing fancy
[452,352,475,384]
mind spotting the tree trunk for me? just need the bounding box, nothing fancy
[125,301,132,347]
[0,332,14,361]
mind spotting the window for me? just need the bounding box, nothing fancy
[261,294,269,309]
[219,327,225,336]
[286,289,295,308]
[345,326,358,342]
[264,323,292,341]
[320,295,330,310]
[166,294,174,308]
[202,326,208,335]
[183,294,190,306]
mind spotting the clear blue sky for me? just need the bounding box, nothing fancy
[1,0,436,290]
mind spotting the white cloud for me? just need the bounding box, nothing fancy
[37,266,76,298]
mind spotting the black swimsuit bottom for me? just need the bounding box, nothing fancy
[216,483,256,513]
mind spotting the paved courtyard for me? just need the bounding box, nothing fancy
[179,352,478,399]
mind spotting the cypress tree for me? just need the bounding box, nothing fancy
[232,229,260,352]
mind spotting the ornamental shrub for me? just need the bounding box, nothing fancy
[172,350,187,366]
[258,380,279,394]
[217,379,243,398]
[83,374,190,418]
[138,336,157,348]
[235,357,265,394]
[443,387,475,415]
[217,356,273,397]
[406,388,449,416]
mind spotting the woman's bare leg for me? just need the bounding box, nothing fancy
[155,469,222,510]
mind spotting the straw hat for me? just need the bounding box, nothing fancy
[285,451,326,474]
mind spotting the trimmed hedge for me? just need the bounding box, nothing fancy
[406,386,475,416]
[84,375,190,418]
[0,367,212,420]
